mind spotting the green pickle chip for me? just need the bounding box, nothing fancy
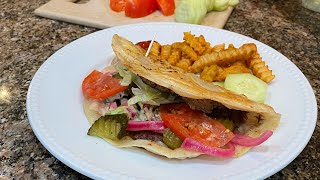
[88,114,129,140]
[163,128,183,149]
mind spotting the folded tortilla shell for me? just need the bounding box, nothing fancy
[84,34,281,159]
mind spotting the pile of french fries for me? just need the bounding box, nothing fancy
[148,32,275,83]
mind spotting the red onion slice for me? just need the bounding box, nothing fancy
[126,106,137,119]
[108,102,117,110]
[231,130,273,147]
[181,138,235,157]
[127,120,165,132]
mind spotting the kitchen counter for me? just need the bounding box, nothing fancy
[0,0,319,179]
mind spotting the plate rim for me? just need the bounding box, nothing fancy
[26,22,318,179]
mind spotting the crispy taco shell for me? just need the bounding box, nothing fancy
[83,34,280,159]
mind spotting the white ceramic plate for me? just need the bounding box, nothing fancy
[27,23,317,180]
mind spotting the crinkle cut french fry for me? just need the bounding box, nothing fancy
[143,31,275,84]
[203,48,212,55]
[227,44,235,49]
[233,61,247,66]
[148,41,161,58]
[168,49,181,65]
[248,53,275,83]
[200,64,223,82]
[203,43,212,54]
[211,43,225,53]
[181,42,198,61]
[183,32,208,55]
[198,35,208,46]
[172,42,183,49]
[190,43,257,73]
[215,64,251,81]
[160,45,172,60]
[170,41,198,61]
[176,57,192,71]
[196,35,210,55]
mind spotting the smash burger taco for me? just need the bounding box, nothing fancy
[82,34,280,159]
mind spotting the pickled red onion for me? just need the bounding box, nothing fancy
[126,106,137,119]
[231,130,273,147]
[108,102,117,110]
[181,138,235,157]
[127,120,165,132]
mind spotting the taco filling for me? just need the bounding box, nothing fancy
[82,34,280,159]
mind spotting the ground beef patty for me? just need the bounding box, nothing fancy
[182,97,226,113]
[140,77,173,94]
[127,130,163,142]
[141,76,228,113]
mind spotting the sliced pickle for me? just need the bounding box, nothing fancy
[218,119,234,131]
[88,114,129,140]
[163,128,183,149]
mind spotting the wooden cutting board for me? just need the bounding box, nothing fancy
[35,0,234,29]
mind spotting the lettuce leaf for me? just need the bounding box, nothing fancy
[114,66,136,86]
[114,65,179,106]
[105,106,128,115]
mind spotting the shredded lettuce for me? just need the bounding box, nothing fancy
[114,65,136,86]
[114,65,179,106]
[128,88,156,105]
[135,109,148,121]
[105,106,128,115]
[98,65,176,121]
[132,103,161,121]
[102,101,161,121]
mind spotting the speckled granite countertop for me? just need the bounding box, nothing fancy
[0,0,319,179]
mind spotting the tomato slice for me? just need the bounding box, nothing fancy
[125,0,158,18]
[160,104,234,148]
[110,0,126,12]
[156,0,175,16]
[136,40,160,50]
[82,70,128,100]
[136,41,152,50]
